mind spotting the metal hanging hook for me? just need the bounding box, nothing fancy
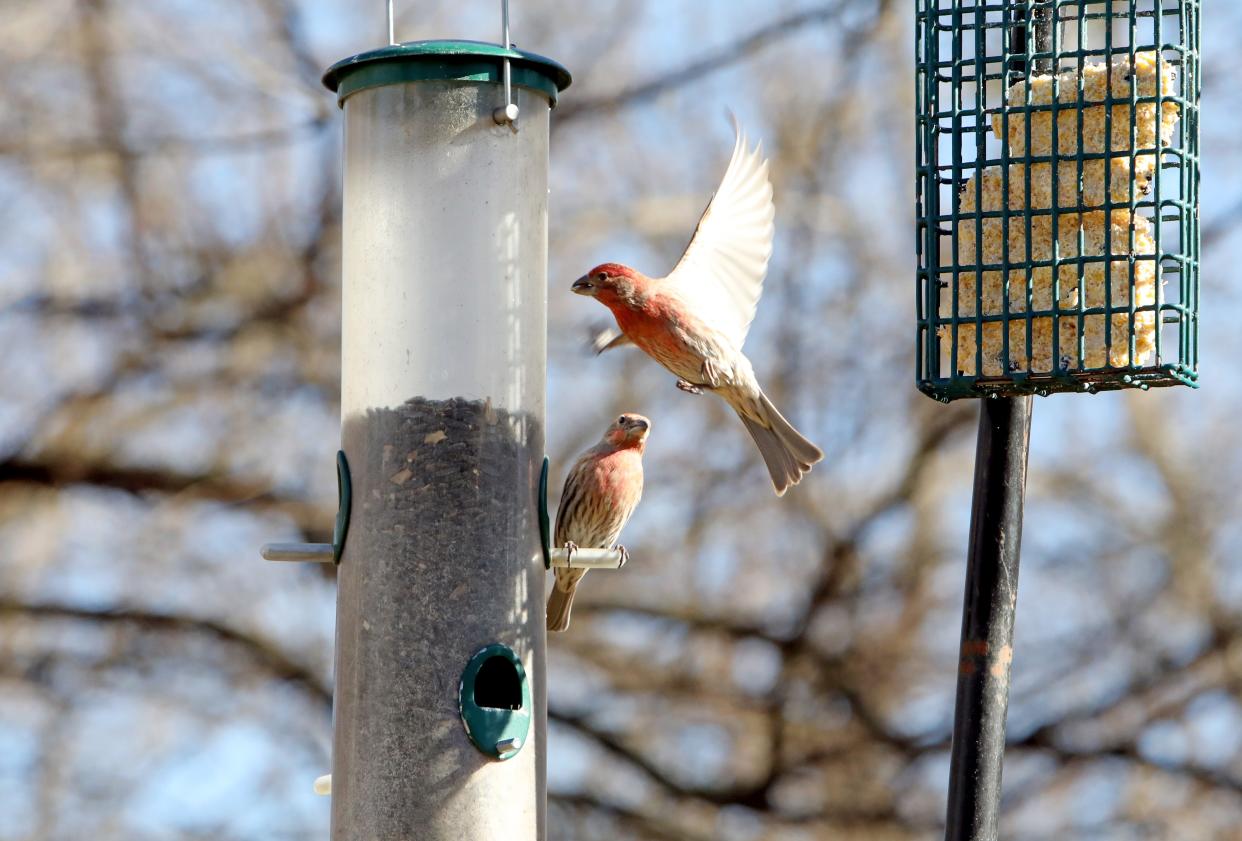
[385,1,518,126]
[493,0,519,126]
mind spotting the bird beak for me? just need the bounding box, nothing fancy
[633,418,649,432]
[571,276,594,296]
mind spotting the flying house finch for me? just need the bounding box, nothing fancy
[547,413,649,633]
[573,117,823,495]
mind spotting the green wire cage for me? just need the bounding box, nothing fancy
[916,0,1201,402]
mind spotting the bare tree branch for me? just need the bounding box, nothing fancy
[0,600,333,706]
[554,0,872,124]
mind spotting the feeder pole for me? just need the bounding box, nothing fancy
[943,395,1031,841]
[943,6,1051,840]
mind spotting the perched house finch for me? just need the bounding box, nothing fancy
[547,413,649,632]
[573,117,822,495]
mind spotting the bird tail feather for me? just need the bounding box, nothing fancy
[738,392,824,496]
[546,583,578,632]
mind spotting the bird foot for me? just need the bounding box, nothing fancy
[676,379,704,395]
[562,541,578,567]
[616,545,630,568]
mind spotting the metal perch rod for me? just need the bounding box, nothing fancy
[548,547,627,569]
[261,542,334,562]
[261,543,625,569]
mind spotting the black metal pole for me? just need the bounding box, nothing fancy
[943,6,1050,840]
[943,396,1032,841]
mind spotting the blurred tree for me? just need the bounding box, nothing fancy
[2,1,1242,840]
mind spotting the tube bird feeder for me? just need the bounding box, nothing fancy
[915,2,1200,839]
[308,24,569,841]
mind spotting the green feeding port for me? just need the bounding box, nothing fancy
[459,643,532,761]
[915,0,1200,401]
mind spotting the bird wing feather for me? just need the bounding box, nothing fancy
[589,325,633,355]
[665,112,775,350]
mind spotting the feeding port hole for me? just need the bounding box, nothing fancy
[474,655,523,710]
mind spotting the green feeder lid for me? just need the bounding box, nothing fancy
[322,39,572,107]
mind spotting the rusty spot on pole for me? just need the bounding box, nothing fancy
[958,639,990,675]
[961,640,989,657]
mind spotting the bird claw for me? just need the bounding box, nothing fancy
[562,541,578,567]
[676,379,704,395]
[616,545,630,568]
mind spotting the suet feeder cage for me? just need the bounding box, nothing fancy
[262,3,571,839]
[914,3,1201,839]
[916,0,1200,401]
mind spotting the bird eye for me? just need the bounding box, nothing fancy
[596,272,607,282]
[618,415,626,425]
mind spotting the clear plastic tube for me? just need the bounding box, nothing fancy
[341,81,547,417]
[334,80,549,841]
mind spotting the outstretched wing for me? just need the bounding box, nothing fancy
[666,113,775,349]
